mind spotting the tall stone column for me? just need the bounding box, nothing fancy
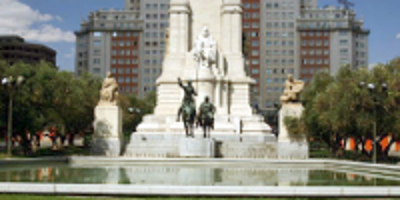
[154,0,190,116]
[221,0,253,116]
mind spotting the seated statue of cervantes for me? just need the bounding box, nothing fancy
[99,72,119,106]
[280,74,304,104]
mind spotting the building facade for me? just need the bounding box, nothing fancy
[75,4,143,95]
[241,0,368,111]
[75,0,169,97]
[76,0,368,102]
[139,0,169,95]
[0,35,56,66]
[298,6,369,83]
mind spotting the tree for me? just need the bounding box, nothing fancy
[1,60,101,152]
[286,57,400,161]
[120,92,156,140]
[0,60,9,137]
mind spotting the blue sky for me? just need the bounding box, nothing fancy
[1,0,399,71]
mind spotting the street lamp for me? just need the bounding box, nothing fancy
[273,102,281,137]
[359,81,387,164]
[2,76,24,157]
[128,107,141,115]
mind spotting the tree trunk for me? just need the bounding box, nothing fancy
[68,133,75,147]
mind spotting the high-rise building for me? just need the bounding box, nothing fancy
[76,0,368,102]
[242,0,261,106]
[241,0,368,111]
[75,4,143,95]
[139,0,170,96]
[298,6,369,82]
[0,35,56,66]
[75,0,169,97]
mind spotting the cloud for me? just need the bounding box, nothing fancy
[0,0,74,43]
[397,33,400,39]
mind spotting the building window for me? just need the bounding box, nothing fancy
[93,68,100,73]
[93,32,102,37]
[339,31,347,36]
[251,50,259,56]
[93,58,100,64]
[93,40,101,47]
[252,41,259,47]
[340,49,348,55]
[251,59,259,65]
[252,69,259,74]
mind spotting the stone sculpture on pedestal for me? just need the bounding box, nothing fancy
[192,27,220,77]
[198,96,216,138]
[99,72,119,106]
[177,78,197,137]
[278,74,308,159]
[280,74,304,104]
[91,72,123,157]
[125,0,278,159]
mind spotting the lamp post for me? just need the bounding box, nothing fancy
[2,76,24,157]
[273,102,281,137]
[359,82,387,164]
[128,107,141,115]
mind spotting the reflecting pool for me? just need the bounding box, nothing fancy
[0,162,399,186]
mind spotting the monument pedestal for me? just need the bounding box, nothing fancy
[179,138,215,158]
[125,0,278,159]
[125,132,277,159]
[278,104,308,159]
[91,138,121,157]
[91,106,123,157]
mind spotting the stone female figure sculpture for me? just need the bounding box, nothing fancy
[99,72,119,106]
[280,74,304,104]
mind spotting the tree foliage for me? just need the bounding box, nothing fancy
[120,92,156,139]
[286,57,400,159]
[0,61,101,145]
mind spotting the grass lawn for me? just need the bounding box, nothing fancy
[0,153,8,159]
[0,195,396,200]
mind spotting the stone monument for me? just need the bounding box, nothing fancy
[91,72,123,157]
[125,0,276,159]
[278,74,308,159]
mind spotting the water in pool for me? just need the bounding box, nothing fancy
[0,162,399,186]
